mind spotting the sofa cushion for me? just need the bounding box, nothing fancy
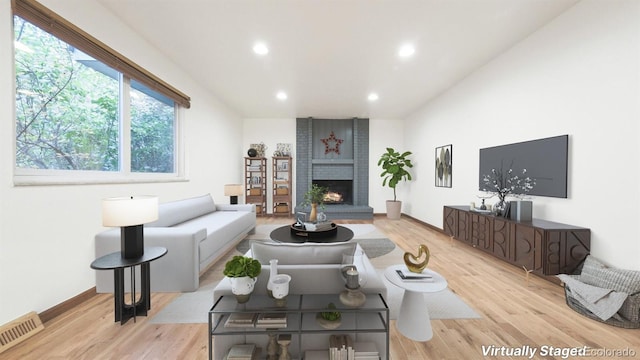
[580,255,640,295]
[251,241,357,265]
[147,194,216,227]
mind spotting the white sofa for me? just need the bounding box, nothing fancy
[212,241,388,360]
[95,193,256,292]
[213,242,387,298]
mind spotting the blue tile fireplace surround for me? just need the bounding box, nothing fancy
[295,117,374,220]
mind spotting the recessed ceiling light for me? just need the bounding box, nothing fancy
[398,44,415,58]
[368,93,379,102]
[253,42,269,55]
[276,91,287,100]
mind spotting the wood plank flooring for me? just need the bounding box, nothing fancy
[3,216,638,359]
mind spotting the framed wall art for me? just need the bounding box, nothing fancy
[435,144,452,188]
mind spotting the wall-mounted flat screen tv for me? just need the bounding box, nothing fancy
[479,135,568,198]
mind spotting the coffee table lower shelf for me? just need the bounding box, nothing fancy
[208,293,389,360]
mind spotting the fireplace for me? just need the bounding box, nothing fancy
[313,180,353,205]
[296,117,373,219]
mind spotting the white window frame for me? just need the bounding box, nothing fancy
[12,17,186,186]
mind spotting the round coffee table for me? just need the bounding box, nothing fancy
[270,225,354,243]
[384,264,447,341]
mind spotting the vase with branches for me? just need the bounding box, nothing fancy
[481,161,535,214]
[301,184,328,222]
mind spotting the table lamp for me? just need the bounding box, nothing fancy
[224,184,243,204]
[102,196,159,259]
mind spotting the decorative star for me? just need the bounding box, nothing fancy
[321,131,344,155]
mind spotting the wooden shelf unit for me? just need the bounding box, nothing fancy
[443,205,590,282]
[244,157,266,215]
[272,156,292,216]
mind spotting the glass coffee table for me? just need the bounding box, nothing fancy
[270,224,354,243]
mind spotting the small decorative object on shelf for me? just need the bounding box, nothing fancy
[267,259,278,298]
[339,249,367,307]
[316,302,342,330]
[403,244,430,273]
[224,255,261,303]
[247,148,258,157]
[277,334,292,360]
[250,142,267,157]
[270,274,291,307]
[267,333,279,360]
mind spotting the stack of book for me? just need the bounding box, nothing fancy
[395,268,434,282]
[224,313,257,328]
[305,221,333,231]
[254,312,287,328]
[353,342,379,360]
[225,343,258,360]
[329,334,354,360]
[305,340,379,360]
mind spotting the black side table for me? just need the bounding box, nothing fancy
[91,246,167,324]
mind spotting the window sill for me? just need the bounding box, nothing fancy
[13,172,188,186]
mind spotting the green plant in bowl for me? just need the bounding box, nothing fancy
[223,255,261,278]
[317,302,342,329]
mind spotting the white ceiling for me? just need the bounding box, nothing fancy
[96,0,579,119]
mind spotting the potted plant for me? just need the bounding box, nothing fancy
[301,183,328,222]
[224,255,262,303]
[377,147,413,219]
[316,302,342,329]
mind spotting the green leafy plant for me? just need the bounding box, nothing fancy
[301,183,328,208]
[320,302,341,321]
[377,147,414,202]
[223,255,262,278]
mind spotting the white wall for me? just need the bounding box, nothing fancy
[403,0,640,269]
[0,0,244,324]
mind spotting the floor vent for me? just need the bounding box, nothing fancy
[0,312,44,354]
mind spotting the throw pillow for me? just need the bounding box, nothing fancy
[251,241,357,265]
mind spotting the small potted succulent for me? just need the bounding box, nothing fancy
[224,255,262,303]
[316,302,342,329]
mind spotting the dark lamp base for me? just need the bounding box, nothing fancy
[121,225,144,259]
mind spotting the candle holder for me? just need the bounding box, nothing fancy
[339,285,366,307]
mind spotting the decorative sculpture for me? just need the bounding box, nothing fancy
[403,244,430,273]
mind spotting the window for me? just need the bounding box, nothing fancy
[12,0,190,184]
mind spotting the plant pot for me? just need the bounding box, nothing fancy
[385,200,402,220]
[315,313,342,329]
[229,276,257,303]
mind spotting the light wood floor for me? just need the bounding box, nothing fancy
[3,216,638,359]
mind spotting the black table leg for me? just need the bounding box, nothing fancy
[141,262,151,311]
[114,268,125,323]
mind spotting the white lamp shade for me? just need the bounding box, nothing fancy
[102,196,159,227]
[224,184,243,196]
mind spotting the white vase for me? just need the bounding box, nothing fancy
[267,259,278,298]
[229,276,257,303]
